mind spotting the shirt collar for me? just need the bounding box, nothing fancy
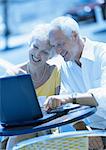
[80,37,95,62]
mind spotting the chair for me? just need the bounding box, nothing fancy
[13,130,106,150]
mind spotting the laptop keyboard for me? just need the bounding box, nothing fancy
[47,103,80,114]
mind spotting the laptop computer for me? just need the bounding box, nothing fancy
[0,74,69,127]
[0,74,80,128]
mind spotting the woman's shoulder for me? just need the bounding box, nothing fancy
[48,65,60,79]
[49,64,60,73]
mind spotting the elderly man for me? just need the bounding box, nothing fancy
[44,16,106,149]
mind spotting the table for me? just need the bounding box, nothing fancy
[0,106,96,136]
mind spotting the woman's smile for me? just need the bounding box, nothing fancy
[32,55,41,63]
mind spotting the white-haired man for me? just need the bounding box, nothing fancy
[44,16,106,149]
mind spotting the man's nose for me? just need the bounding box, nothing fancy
[56,47,63,54]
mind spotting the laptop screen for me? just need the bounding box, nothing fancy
[0,74,43,125]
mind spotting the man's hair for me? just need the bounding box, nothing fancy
[50,16,80,38]
[28,23,50,47]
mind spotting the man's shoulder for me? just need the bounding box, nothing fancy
[85,38,106,58]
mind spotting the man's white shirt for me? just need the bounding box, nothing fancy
[60,38,106,129]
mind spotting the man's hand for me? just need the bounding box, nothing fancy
[44,95,66,111]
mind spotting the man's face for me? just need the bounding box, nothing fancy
[49,29,78,62]
[29,40,51,67]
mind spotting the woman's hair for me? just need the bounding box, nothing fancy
[50,16,80,38]
[28,23,55,59]
[28,23,51,47]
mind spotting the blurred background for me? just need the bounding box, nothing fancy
[0,0,106,75]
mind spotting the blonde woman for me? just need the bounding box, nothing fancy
[5,23,61,150]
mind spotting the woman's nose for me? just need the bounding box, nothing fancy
[36,52,41,58]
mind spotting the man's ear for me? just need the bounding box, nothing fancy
[71,31,78,41]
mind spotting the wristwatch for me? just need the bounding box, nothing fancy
[73,97,77,104]
[72,93,77,104]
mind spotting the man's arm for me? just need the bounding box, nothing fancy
[44,93,98,110]
[87,48,106,110]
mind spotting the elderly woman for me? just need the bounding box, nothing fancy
[7,23,60,97]
[5,23,60,150]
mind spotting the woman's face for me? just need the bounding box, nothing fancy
[29,39,51,67]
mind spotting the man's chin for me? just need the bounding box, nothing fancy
[63,57,70,62]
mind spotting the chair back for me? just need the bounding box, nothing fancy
[13,130,106,150]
